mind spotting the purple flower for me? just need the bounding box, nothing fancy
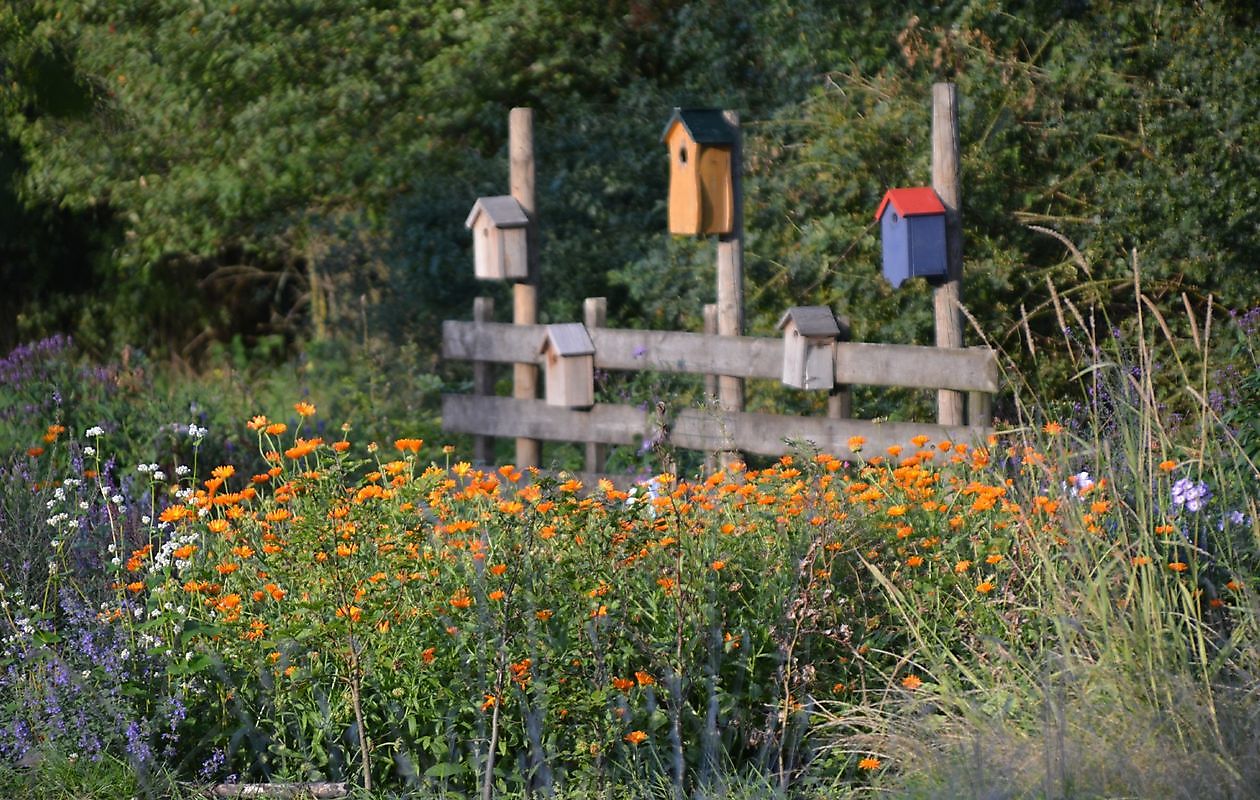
[1171,478,1211,513]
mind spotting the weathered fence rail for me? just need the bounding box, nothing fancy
[442,318,997,463]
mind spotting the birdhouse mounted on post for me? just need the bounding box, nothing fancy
[875,187,947,288]
[465,195,529,281]
[539,323,595,409]
[661,108,735,236]
[777,306,841,391]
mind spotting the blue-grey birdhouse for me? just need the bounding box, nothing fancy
[875,187,947,288]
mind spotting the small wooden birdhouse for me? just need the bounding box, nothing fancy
[777,306,841,390]
[539,323,595,409]
[875,188,947,288]
[661,108,735,236]
[465,196,529,281]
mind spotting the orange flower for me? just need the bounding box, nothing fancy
[1132,555,1152,566]
[488,590,506,602]
[624,730,648,745]
[536,609,554,621]
[901,674,922,690]
[887,505,907,517]
[332,440,350,453]
[126,581,145,593]
[26,447,44,458]
[911,434,931,447]
[887,445,902,457]
[207,519,230,534]
[635,670,655,687]
[975,581,995,594]
[284,437,322,460]
[480,694,497,712]
[858,756,881,771]
[264,423,288,436]
[985,554,1003,565]
[847,436,865,452]
[450,589,473,610]
[172,545,197,560]
[216,562,239,575]
[294,401,316,417]
[421,646,436,663]
[906,555,924,568]
[1158,459,1177,472]
[211,465,236,480]
[954,560,971,573]
[247,415,269,431]
[1168,561,1188,573]
[489,563,507,576]
[711,560,726,571]
[1226,579,1243,592]
[1043,421,1063,435]
[612,677,635,692]
[394,438,423,453]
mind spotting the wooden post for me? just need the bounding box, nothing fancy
[702,303,719,473]
[828,315,852,420]
[583,297,607,475]
[510,107,541,468]
[932,83,965,427]
[472,297,496,464]
[716,110,744,465]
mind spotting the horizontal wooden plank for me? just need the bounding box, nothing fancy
[834,341,999,394]
[443,321,998,393]
[442,395,647,446]
[668,408,987,457]
[443,395,989,459]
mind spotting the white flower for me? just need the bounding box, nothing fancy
[82,446,95,456]
[153,470,166,482]
[79,501,89,510]
[175,465,191,477]
[111,494,124,505]
[141,515,151,525]
[137,464,152,474]
[85,426,104,438]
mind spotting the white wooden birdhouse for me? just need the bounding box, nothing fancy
[661,108,735,236]
[539,323,595,409]
[777,306,841,390]
[465,195,529,281]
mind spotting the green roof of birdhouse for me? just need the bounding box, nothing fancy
[660,108,736,145]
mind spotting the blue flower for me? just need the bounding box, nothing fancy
[1170,478,1211,513]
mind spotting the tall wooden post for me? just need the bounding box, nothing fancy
[510,107,541,468]
[716,110,744,464]
[702,302,719,473]
[583,297,607,476]
[931,83,965,426]
[473,297,496,464]
[828,315,852,420]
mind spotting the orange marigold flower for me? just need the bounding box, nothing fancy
[207,519,230,534]
[394,437,423,453]
[887,445,902,457]
[331,440,350,453]
[216,562,239,575]
[901,674,922,690]
[421,646,436,663]
[847,436,865,452]
[294,401,316,417]
[985,554,1003,565]
[488,590,506,602]
[1155,524,1175,535]
[624,730,648,745]
[1090,500,1111,515]
[264,423,287,436]
[172,545,197,560]
[489,563,507,576]
[284,437,322,460]
[975,581,995,594]
[635,670,655,687]
[711,560,726,571]
[1043,421,1063,435]
[232,545,255,559]
[1226,580,1243,592]
[480,694,497,712]
[1168,561,1188,573]
[1158,459,1177,472]
[954,560,972,573]
[247,415,269,431]
[887,505,908,517]
[27,447,44,457]
[126,581,145,593]
[536,608,554,621]
[211,465,235,480]
[858,757,881,771]
[612,677,635,692]
[907,555,924,568]
[450,589,473,610]
[911,434,931,447]
[159,505,191,523]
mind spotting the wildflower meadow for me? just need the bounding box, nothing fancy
[1,294,1259,800]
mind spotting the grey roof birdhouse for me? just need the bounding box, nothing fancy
[661,108,735,236]
[875,188,947,288]
[539,323,595,409]
[777,306,841,390]
[465,196,529,281]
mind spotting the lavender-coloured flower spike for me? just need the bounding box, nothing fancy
[1170,477,1211,513]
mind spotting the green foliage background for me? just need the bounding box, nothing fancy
[2,1,1257,401]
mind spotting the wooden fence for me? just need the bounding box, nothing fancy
[441,306,997,473]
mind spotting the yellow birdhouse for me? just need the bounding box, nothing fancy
[661,108,735,236]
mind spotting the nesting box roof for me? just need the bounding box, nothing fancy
[465,195,529,230]
[875,187,945,221]
[660,108,736,145]
[777,306,841,338]
[539,323,595,357]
